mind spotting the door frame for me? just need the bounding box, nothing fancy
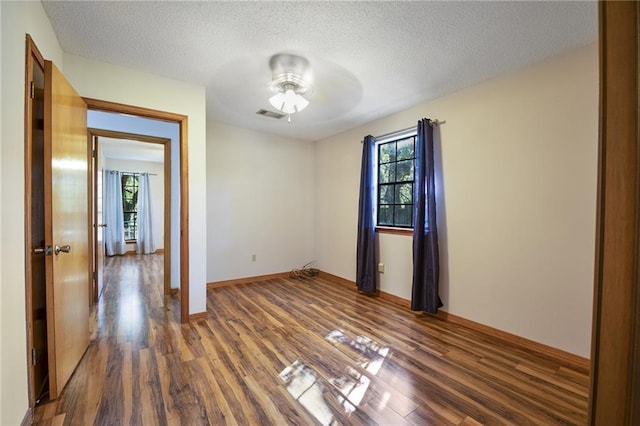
[83,98,189,324]
[588,1,640,423]
[23,34,47,410]
[83,98,190,324]
[88,129,172,301]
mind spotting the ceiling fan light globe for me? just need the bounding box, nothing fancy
[269,92,286,110]
[269,89,309,114]
[295,95,309,112]
[283,88,297,104]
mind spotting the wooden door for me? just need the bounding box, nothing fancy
[44,60,90,399]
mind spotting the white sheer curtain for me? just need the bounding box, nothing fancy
[104,170,127,256]
[136,173,156,254]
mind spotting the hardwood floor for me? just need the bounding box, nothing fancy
[33,254,589,425]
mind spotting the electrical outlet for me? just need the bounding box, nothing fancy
[378,263,384,273]
[251,254,256,262]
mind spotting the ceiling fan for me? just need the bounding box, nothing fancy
[267,53,313,123]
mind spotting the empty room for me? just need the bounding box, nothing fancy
[2,1,638,425]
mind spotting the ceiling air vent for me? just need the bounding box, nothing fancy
[256,109,285,119]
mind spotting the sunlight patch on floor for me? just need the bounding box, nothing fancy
[279,329,390,425]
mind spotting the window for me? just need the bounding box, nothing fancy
[377,135,416,228]
[121,173,139,241]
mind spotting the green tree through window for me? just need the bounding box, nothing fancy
[121,173,139,240]
[377,136,416,228]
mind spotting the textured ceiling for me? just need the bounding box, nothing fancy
[42,1,597,142]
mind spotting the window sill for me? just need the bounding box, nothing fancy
[125,240,137,244]
[375,226,413,236]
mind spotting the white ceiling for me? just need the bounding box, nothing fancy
[42,1,597,142]
[100,137,164,163]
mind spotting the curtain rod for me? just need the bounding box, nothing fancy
[107,170,158,176]
[366,119,446,143]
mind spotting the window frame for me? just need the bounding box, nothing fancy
[120,172,140,242]
[374,128,418,231]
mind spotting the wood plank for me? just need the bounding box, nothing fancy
[192,356,239,425]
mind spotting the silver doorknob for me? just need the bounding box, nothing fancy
[54,244,71,255]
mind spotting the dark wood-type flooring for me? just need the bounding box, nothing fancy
[33,254,589,425]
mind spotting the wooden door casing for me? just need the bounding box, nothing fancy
[91,135,105,303]
[589,1,640,424]
[88,129,171,299]
[83,98,189,322]
[25,34,50,407]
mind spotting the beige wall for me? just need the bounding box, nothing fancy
[314,44,598,357]
[206,122,315,282]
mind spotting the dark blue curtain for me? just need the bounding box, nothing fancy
[356,135,377,293]
[411,119,442,313]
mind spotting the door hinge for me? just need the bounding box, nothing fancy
[93,271,97,280]
[32,348,37,366]
[30,81,35,99]
[92,149,97,158]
